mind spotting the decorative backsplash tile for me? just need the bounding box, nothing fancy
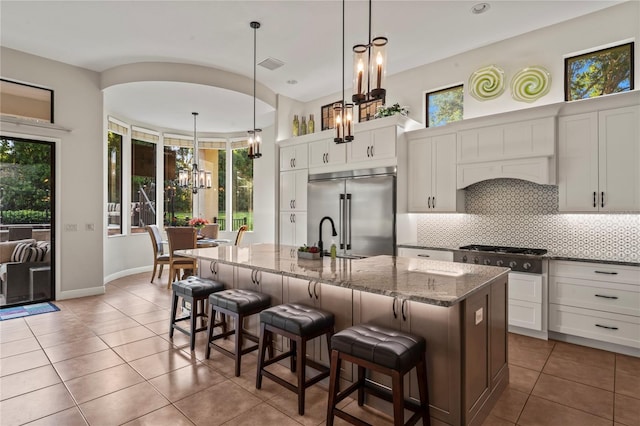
[417,179,640,263]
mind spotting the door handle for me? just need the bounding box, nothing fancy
[432,196,435,208]
[392,297,398,319]
[595,324,618,330]
[292,213,296,223]
[370,146,374,157]
[601,192,604,208]
[595,294,618,300]
[427,196,431,208]
[595,271,618,275]
[325,153,329,163]
[293,200,296,209]
[417,254,430,258]
[401,299,407,321]
[210,261,218,275]
[307,281,313,298]
[346,193,352,250]
[593,191,596,208]
[290,158,293,168]
[366,146,370,157]
[339,194,345,249]
[293,158,296,168]
[313,281,319,299]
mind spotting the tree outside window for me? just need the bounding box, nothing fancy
[107,131,122,236]
[565,42,634,101]
[231,147,253,231]
[426,85,463,128]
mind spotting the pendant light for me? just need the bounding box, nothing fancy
[178,112,212,194]
[247,21,262,159]
[334,0,354,144]
[352,0,387,105]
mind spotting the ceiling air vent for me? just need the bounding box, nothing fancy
[258,57,284,71]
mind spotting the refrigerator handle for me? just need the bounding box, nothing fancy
[339,194,345,249]
[346,193,352,250]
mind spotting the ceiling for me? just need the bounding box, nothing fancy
[0,0,624,132]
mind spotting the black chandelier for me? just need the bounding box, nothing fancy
[247,21,262,159]
[178,112,212,194]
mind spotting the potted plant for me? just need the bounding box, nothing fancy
[188,217,209,230]
[374,103,409,118]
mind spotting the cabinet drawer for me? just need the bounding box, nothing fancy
[509,272,542,303]
[549,303,640,348]
[509,300,542,331]
[550,261,640,285]
[549,276,640,317]
[398,248,453,262]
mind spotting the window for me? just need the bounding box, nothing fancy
[321,101,340,130]
[0,79,54,123]
[231,147,253,231]
[217,149,226,229]
[426,85,463,128]
[358,99,384,122]
[131,139,156,233]
[565,42,634,101]
[163,145,193,226]
[107,131,123,236]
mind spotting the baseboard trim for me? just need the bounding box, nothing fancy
[104,266,152,284]
[549,331,640,357]
[56,286,105,300]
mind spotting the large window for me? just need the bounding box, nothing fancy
[426,85,463,128]
[163,145,193,226]
[231,147,253,231]
[565,42,634,101]
[131,139,156,233]
[107,131,123,236]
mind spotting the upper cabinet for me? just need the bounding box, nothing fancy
[347,125,397,165]
[308,136,346,169]
[280,143,308,171]
[558,94,640,212]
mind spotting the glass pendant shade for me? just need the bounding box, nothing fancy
[369,37,388,100]
[247,21,262,160]
[178,169,189,188]
[205,171,212,189]
[352,44,368,104]
[333,102,343,143]
[248,129,262,159]
[344,103,354,141]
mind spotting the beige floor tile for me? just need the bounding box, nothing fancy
[543,354,614,391]
[35,327,98,349]
[175,379,262,426]
[65,363,145,404]
[507,364,540,394]
[617,354,640,377]
[0,383,75,426]
[518,394,611,426]
[88,317,141,335]
[551,341,616,370]
[52,348,124,381]
[232,360,293,401]
[128,348,196,379]
[0,336,40,358]
[0,365,61,401]
[267,385,335,426]
[112,336,173,362]
[79,381,169,426]
[117,302,164,316]
[0,326,35,344]
[223,401,303,425]
[488,387,529,423]
[614,393,640,426]
[148,362,225,402]
[99,325,156,347]
[532,373,613,419]
[508,344,552,372]
[143,319,169,335]
[615,370,640,399]
[481,414,516,426]
[130,309,170,325]
[508,333,556,351]
[83,309,129,325]
[25,407,88,426]
[27,319,87,337]
[43,336,109,363]
[333,399,395,425]
[0,349,50,377]
[122,405,194,426]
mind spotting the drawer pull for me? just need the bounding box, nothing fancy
[417,254,430,258]
[595,294,619,300]
[594,271,618,275]
[595,324,618,330]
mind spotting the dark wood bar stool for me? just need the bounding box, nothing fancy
[169,276,225,351]
[206,288,271,377]
[326,323,431,426]
[256,303,335,416]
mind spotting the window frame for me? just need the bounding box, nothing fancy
[0,78,54,123]
[425,84,464,128]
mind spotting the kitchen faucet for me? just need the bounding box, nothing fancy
[318,216,338,257]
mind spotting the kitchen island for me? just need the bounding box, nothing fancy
[182,243,510,426]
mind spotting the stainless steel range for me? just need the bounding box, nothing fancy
[453,245,547,274]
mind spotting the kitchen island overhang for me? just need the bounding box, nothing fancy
[179,244,509,426]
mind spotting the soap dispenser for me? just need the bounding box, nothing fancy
[330,240,337,259]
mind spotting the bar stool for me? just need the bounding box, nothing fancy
[256,303,335,416]
[326,323,430,426]
[169,276,225,351]
[206,288,271,377]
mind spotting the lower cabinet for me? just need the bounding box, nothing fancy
[198,259,234,288]
[397,247,454,262]
[508,272,544,332]
[279,212,307,247]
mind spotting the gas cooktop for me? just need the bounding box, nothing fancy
[458,245,548,256]
[454,245,547,273]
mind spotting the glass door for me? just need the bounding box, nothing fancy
[0,136,55,307]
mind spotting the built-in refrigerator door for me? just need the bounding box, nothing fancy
[307,179,345,252]
[345,175,396,256]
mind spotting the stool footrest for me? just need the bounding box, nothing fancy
[260,349,293,367]
[362,379,423,413]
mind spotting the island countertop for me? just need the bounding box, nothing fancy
[180,243,509,307]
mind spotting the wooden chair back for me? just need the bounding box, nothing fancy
[201,223,219,239]
[235,225,248,246]
[166,227,197,257]
[146,224,164,256]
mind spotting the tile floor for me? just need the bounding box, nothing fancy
[0,272,638,426]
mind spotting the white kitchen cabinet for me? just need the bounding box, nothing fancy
[279,212,307,247]
[397,247,454,262]
[508,272,544,332]
[280,143,308,171]
[308,137,346,169]
[279,169,307,212]
[407,133,464,212]
[347,125,396,164]
[549,260,640,349]
[198,259,234,289]
[558,105,640,212]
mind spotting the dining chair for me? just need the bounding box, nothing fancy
[146,225,170,283]
[201,223,219,239]
[235,225,248,246]
[166,226,198,289]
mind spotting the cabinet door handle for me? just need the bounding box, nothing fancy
[595,271,618,275]
[595,294,619,300]
[325,153,329,163]
[251,270,256,284]
[401,299,407,321]
[293,158,296,168]
[601,191,604,208]
[256,271,261,286]
[432,197,436,208]
[593,191,596,208]
[595,324,618,330]
[366,146,370,157]
[314,282,319,299]
[427,196,431,208]
[417,254,430,258]
[371,146,374,157]
[290,158,293,168]
[392,297,398,319]
[292,214,296,223]
[210,261,218,275]
[308,281,313,298]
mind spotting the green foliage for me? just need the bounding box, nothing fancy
[428,86,463,127]
[568,43,632,100]
[1,210,50,224]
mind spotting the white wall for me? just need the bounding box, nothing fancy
[1,47,105,299]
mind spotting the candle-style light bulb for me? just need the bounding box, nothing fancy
[357,60,364,95]
[376,52,383,89]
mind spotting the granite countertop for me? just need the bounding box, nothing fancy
[397,243,639,267]
[178,243,509,307]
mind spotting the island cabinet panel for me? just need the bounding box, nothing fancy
[463,287,490,423]
[198,259,234,288]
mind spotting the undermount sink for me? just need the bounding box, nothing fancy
[322,251,367,260]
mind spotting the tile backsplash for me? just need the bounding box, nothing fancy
[417,179,640,263]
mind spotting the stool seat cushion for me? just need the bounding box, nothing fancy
[260,303,335,336]
[331,323,425,371]
[209,288,271,313]
[172,276,225,297]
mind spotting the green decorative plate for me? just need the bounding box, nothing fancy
[469,65,505,101]
[511,66,551,102]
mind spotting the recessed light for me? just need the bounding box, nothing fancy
[471,3,490,14]
[287,79,298,85]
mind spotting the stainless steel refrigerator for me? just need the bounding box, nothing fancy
[307,167,396,257]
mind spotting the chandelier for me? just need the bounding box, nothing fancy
[247,21,262,159]
[334,0,354,144]
[352,0,388,105]
[178,112,212,194]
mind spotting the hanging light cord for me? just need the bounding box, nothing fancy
[253,22,257,132]
[342,0,345,109]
